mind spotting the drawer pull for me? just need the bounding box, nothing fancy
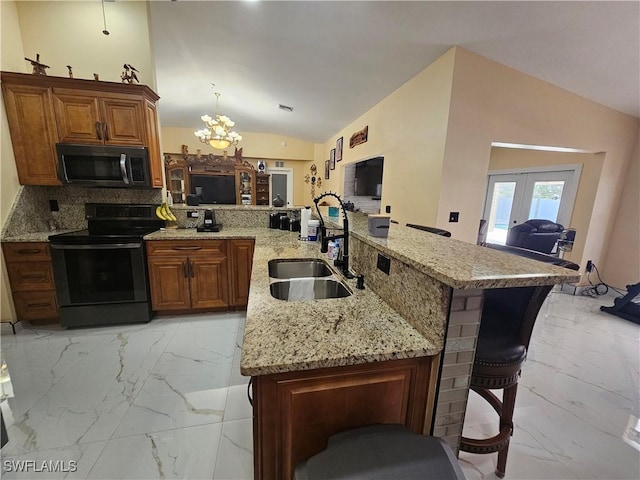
[22,274,46,281]
[17,248,42,255]
[95,121,103,140]
[26,302,51,309]
[172,246,203,251]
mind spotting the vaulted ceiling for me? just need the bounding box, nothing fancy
[149,1,640,143]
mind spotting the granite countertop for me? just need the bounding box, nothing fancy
[321,212,580,289]
[1,230,80,242]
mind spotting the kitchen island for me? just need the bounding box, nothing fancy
[146,219,580,480]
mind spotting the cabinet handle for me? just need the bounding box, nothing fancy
[22,274,46,281]
[189,259,195,278]
[95,122,103,140]
[182,260,188,278]
[103,122,109,141]
[16,248,42,255]
[26,302,51,309]
[171,246,202,251]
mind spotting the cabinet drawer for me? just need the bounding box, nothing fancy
[2,242,51,262]
[6,262,55,291]
[12,291,58,321]
[146,240,227,257]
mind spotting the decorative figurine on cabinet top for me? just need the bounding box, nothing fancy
[24,54,49,75]
[121,64,139,84]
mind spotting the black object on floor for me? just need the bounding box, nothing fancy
[601,282,640,325]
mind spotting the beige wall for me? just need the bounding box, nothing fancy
[1,1,26,322]
[488,148,605,270]
[16,1,155,88]
[602,130,640,288]
[314,48,456,226]
[440,48,639,282]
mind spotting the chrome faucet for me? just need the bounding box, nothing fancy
[313,192,354,279]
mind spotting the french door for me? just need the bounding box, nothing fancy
[482,169,579,244]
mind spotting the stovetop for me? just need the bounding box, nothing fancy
[48,203,164,245]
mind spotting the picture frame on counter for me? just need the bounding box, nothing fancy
[336,136,343,161]
[325,160,330,179]
[330,149,336,170]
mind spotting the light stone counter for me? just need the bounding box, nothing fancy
[323,212,581,289]
[145,227,439,376]
[1,230,79,242]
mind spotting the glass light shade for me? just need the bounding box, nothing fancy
[209,138,231,149]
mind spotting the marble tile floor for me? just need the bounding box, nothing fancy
[0,291,638,479]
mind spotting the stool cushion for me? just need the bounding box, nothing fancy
[294,424,466,480]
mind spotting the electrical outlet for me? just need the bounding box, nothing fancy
[449,212,459,223]
[586,260,593,272]
[385,205,391,214]
[376,254,391,275]
[187,210,199,218]
[49,200,59,212]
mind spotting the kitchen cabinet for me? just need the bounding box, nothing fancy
[236,167,256,205]
[146,240,229,312]
[228,239,255,307]
[252,356,437,480]
[2,242,59,322]
[166,166,189,204]
[0,82,61,185]
[0,71,163,188]
[53,89,146,145]
[255,173,270,206]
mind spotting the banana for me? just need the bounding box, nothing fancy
[155,205,167,220]
[161,203,178,222]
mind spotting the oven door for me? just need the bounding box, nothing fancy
[50,242,149,307]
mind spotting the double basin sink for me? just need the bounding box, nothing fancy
[268,258,352,301]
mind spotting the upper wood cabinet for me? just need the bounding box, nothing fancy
[1,83,61,185]
[1,71,163,188]
[53,89,146,145]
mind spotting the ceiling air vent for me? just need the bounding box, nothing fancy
[278,104,294,112]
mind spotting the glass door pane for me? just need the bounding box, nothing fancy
[527,180,566,222]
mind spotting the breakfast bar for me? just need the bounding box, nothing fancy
[145,212,580,480]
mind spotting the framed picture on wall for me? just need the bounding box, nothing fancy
[330,148,336,170]
[325,160,330,179]
[336,137,343,161]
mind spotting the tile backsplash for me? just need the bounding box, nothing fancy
[1,186,162,238]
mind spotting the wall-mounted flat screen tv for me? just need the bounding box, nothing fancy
[354,156,384,197]
[190,174,236,204]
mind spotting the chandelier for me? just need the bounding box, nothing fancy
[194,91,242,150]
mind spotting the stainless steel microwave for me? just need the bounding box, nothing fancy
[56,144,151,188]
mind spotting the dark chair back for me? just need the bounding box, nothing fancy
[483,243,579,349]
[505,219,564,254]
[406,223,452,237]
[477,219,488,246]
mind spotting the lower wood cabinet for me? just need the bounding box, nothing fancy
[252,356,437,480]
[146,238,255,313]
[2,242,59,322]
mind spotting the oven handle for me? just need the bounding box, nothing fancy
[120,154,130,185]
[50,243,142,250]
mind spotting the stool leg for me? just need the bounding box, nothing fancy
[496,383,518,478]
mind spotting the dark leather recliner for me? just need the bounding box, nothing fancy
[505,219,564,254]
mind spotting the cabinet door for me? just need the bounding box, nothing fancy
[253,357,433,480]
[53,91,103,144]
[54,90,145,145]
[228,239,255,307]
[1,84,60,185]
[12,291,58,321]
[144,100,164,187]
[189,256,229,309]
[147,256,191,310]
[100,96,145,145]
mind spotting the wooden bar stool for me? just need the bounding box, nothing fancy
[460,244,579,477]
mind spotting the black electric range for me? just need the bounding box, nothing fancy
[49,204,164,328]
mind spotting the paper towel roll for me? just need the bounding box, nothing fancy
[300,207,311,240]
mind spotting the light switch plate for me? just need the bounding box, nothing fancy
[449,212,459,223]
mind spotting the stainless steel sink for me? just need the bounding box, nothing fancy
[270,278,352,301]
[268,258,334,279]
